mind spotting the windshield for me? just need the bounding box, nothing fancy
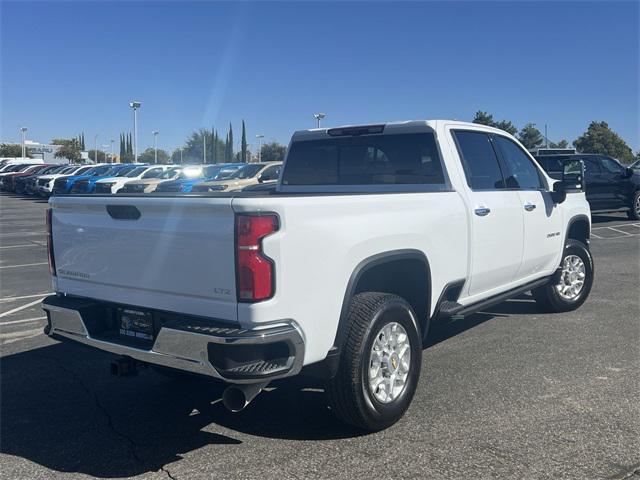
[176,166,205,179]
[47,165,69,174]
[159,168,180,179]
[142,168,165,179]
[83,165,112,176]
[227,164,262,179]
[125,167,148,178]
[115,165,137,177]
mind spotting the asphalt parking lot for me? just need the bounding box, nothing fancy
[1,192,638,480]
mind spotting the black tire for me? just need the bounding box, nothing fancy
[533,239,594,313]
[627,191,640,220]
[326,292,422,432]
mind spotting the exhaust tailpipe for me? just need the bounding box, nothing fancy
[222,381,269,412]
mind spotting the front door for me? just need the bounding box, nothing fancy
[450,130,524,298]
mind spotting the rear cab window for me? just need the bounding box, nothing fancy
[281,131,447,191]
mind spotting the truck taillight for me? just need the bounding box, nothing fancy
[235,214,278,302]
[46,208,56,277]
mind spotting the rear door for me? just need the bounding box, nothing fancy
[599,156,630,208]
[451,130,524,298]
[582,157,611,210]
[492,135,563,277]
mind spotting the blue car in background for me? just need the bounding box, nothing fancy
[53,165,115,194]
[154,163,244,193]
[70,164,140,193]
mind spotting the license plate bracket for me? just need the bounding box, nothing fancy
[118,308,154,341]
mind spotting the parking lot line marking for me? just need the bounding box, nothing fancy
[0,298,45,318]
[0,327,43,341]
[607,227,632,235]
[0,316,46,326]
[0,232,45,238]
[0,293,51,303]
[0,262,48,269]
[0,244,41,249]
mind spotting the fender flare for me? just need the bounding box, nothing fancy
[332,249,432,354]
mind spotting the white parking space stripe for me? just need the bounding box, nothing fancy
[0,328,43,341]
[0,262,48,269]
[0,298,45,318]
[0,244,41,249]
[0,293,51,303]
[0,232,45,237]
[0,316,46,326]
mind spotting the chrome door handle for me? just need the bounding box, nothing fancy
[474,207,491,217]
[524,203,536,212]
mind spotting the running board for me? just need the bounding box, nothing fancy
[438,277,550,319]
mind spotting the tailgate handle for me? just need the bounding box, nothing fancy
[106,205,141,220]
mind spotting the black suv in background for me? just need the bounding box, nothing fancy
[536,154,640,220]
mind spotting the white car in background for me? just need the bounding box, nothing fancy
[93,165,172,193]
[36,165,93,197]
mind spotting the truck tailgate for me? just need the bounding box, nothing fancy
[50,196,238,321]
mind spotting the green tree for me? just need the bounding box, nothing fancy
[226,123,234,162]
[494,120,518,136]
[573,121,635,164]
[53,138,82,163]
[88,149,107,163]
[138,147,169,164]
[260,142,287,162]
[550,139,569,149]
[81,133,85,151]
[517,123,544,152]
[0,143,30,157]
[241,120,247,163]
[472,111,495,126]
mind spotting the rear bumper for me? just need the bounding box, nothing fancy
[42,295,305,384]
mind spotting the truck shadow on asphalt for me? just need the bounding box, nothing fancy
[1,296,542,478]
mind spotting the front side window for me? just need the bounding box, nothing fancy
[600,157,624,174]
[492,135,544,190]
[260,165,281,181]
[282,133,445,187]
[453,131,505,190]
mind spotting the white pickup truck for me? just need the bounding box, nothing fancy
[43,120,593,431]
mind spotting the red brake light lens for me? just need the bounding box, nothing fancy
[236,214,278,301]
[46,208,56,277]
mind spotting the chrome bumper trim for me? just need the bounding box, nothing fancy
[42,296,304,384]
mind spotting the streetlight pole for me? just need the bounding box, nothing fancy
[20,127,27,158]
[129,101,141,162]
[94,134,99,163]
[256,134,264,162]
[152,131,159,164]
[313,112,326,128]
[110,139,115,163]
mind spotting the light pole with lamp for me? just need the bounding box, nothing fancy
[110,139,115,163]
[313,112,326,128]
[20,127,27,158]
[255,134,264,162]
[152,131,159,164]
[129,101,141,162]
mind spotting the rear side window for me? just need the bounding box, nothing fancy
[492,135,544,190]
[453,131,505,190]
[282,133,445,187]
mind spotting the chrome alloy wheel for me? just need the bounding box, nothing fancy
[556,254,586,300]
[635,194,640,217]
[368,322,411,404]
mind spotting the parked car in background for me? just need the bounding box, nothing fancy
[94,164,168,193]
[15,164,65,194]
[191,162,282,192]
[536,153,640,219]
[630,159,640,171]
[70,164,139,194]
[53,164,112,195]
[0,164,39,182]
[0,164,49,191]
[118,166,185,193]
[37,165,91,197]
[153,163,244,193]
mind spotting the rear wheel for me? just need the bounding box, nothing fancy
[326,292,422,431]
[627,191,640,220]
[533,239,594,312]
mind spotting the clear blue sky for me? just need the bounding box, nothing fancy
[1,1,638,154]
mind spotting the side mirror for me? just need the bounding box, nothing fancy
[624,167,634,178]
[551,159,585,204]
[257,174,265,183]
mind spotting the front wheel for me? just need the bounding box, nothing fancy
[533,239,594,312]
[627,191,640,220]
[326,292,422,432]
